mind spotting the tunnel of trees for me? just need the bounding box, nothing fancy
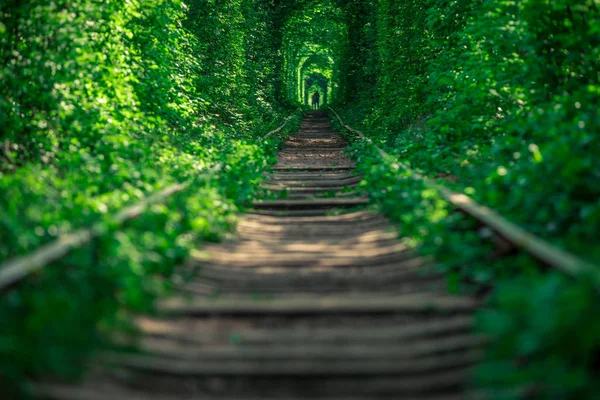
[1,0,599,397]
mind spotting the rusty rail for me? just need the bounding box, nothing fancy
[0,114,296,290]
[329,107,598,282]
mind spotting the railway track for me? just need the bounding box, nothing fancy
[39,111,483,399]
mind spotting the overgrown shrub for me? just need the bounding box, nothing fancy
[0,0,298,396]
[336,0,600,397]
[337,0,600,263]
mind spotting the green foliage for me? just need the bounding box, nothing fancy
[0,0,299,396]
[280,0,347,106]
[339,0,378,108]
[3,0,599,396]
[336,0,600,397]
[477,273,600,399]
[337,0,600,263]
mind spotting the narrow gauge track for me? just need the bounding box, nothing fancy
[40,111,483,399]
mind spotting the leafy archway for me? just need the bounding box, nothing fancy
[279,0,347,106]
[300,54,333,105]
[304,72,329,106]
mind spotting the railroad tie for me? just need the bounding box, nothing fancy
[41,111,481,400]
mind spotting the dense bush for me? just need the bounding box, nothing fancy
[333,115,600,398]
[477,272,600,399]
[338,0,600,263]
[335,0,600,397]
[0,0,299,396]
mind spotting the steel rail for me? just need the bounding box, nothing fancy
[0,177,202,290]
[0,115,296,290]
[263,118,291,141]
[329,107,599,282]
[262,109,302,141]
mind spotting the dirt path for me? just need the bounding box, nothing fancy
[42,112,480,399]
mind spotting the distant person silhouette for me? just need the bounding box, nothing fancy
[311,91,320,110]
